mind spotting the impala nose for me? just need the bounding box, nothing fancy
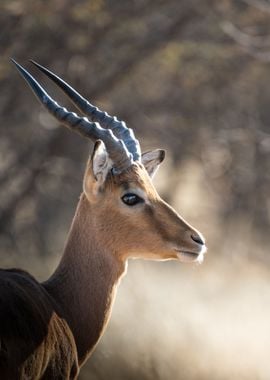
[191,232,205,246]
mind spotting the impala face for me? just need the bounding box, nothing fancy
[83,141,206,263]
[13,60,207,264]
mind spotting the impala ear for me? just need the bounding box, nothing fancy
[142,149,165,178]
[84,140,112,198]
[92,140,112,183]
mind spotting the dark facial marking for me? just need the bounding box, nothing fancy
[121,182,131,192]
[144,203,172,242]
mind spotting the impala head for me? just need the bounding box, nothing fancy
[12,59,206,263]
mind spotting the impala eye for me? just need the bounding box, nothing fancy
[121,193,144,206]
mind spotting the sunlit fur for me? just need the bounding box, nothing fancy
[84,161,205,262]
[0,151,206,379]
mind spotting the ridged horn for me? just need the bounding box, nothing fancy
[30,60,141,162]
[11,59,133,172]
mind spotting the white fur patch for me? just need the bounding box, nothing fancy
[93,141,112,184]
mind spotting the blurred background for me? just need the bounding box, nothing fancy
[0,0,270,378]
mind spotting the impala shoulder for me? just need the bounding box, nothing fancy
[0,269,79,378]
[0,269,53,338]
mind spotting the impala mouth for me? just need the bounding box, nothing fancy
[174,246,206,263]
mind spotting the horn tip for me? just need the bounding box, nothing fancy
[10,58,25,73]
[10,57,19,66]
[29,59,40,67]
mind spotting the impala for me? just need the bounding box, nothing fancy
[0,59,206,379]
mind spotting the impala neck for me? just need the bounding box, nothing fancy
[44,194,127,365]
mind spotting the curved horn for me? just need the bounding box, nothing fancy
[11,59,133,172]
[30,60,141,162]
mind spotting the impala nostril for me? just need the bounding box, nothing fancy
[191,233,204,246]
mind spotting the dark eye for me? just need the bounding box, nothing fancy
[121,193,144,206]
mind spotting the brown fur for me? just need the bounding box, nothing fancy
[0,269,78,379]
[0,160,205,379]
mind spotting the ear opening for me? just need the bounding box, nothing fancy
[92,140,112,183]
[141,149,165,178]
[83,140,113,199]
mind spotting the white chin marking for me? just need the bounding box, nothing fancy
[177,252,198,263]
[196,252,204,264]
